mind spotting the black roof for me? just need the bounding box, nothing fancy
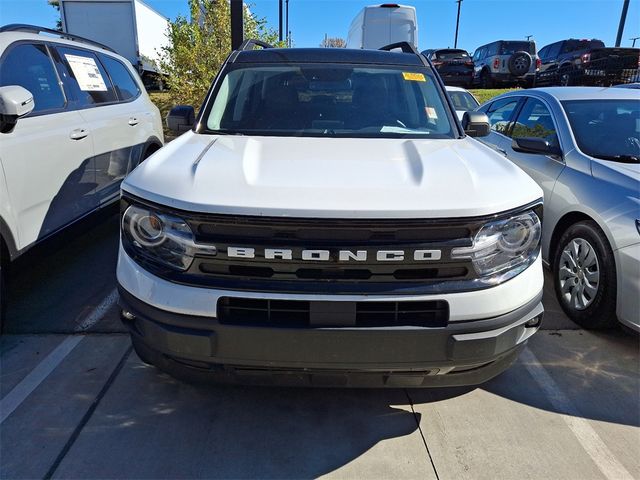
[233,48,426,66]
[432,48,469,52]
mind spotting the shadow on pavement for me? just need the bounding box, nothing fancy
[409,329,640,429]
[50,353,470,479]
[5,207,122,334]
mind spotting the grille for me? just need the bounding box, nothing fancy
[217,297,449,328]
[124,210,488,294]
[178,214,482,293]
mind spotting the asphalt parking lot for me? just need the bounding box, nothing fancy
[1,211,639,480]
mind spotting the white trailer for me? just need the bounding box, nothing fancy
[346,4,418,50]
[60,0,169,82]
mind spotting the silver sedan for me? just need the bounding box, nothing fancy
[475,87,639,332]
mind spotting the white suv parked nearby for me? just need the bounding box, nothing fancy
[117,41,544,387]
[0,25,164,328]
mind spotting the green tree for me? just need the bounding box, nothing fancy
[47,0,63,31]
[160,0,283,108]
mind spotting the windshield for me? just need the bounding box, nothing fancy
[448,91,479,111]
[204,64,455,138]
[562,99,640,162]
[565,39,605,51]
[500,41,536,55]
[436,50,469,60]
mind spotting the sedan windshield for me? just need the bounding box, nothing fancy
[562,99,640,162]
[448,91,479,111]
[204,64,455,138]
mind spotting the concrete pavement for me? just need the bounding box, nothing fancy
[1,331,637,479]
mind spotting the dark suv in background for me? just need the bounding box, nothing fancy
[472,40,539,88]
[536,39,640,86]
[421,48,474,87]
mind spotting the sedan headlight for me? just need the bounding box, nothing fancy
[451,210,541,278]
[122,205,215,270]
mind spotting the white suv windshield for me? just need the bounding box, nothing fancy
[204,64,455,138]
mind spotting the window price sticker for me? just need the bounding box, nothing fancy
[64,54,107,91]
[402,72,426,82]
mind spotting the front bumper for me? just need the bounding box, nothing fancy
[439,70,473,86]
[118,285,543,388]
[615,243,640,332]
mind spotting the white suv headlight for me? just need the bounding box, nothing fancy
[122,205,216,270]
[451,210,541,278]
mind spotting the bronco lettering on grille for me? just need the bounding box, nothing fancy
[226,247,442,262]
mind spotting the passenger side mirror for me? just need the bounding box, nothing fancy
[512,137,561,156]
[167,105,195,135]
[0,85,34,134]
[462,111,490,137]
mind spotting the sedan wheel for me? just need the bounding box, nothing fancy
[553,221,618,329]
[558,238,600,310]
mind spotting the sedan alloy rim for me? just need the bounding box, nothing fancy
[558,238,600,311]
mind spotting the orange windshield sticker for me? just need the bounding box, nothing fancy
[402,72,426,82]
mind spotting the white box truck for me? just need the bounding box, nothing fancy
[347,4,418,50]
[60,0,169,86]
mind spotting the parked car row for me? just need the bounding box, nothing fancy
[1,24,638,392]
[423,38,640,88]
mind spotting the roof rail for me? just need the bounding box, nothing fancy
[379,41,429,67]
[0,24,116,53]
[237,39,274,52]
[379,41,420,55]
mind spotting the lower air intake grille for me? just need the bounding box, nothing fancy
[217,297,449,328]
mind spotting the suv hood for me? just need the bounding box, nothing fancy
[123,132,542,219]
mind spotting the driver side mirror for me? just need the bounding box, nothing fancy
[0,86,34,134]
[167,105,195,135]
[462,111,490,137]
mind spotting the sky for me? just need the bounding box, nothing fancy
[1,0,639,52]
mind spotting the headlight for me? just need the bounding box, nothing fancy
[122,205,216,270]
[451,210,541,278]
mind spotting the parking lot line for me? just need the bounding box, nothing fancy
[0,335,83,424]
[74,288,118,332]
[521,348,634,480]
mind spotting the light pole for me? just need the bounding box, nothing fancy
[231,0,243,49]
[454,0,463,48]
[286,0,290,47]
[525,35,533,41]
[278,0,283,42]
[615,0,630,47]
[631,36,640,48]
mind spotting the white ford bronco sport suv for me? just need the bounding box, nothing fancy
[0,25,163,328]
[117,41,544,387]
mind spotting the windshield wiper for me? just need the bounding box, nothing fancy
[203,129,244,136]
[595,154,640,163]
